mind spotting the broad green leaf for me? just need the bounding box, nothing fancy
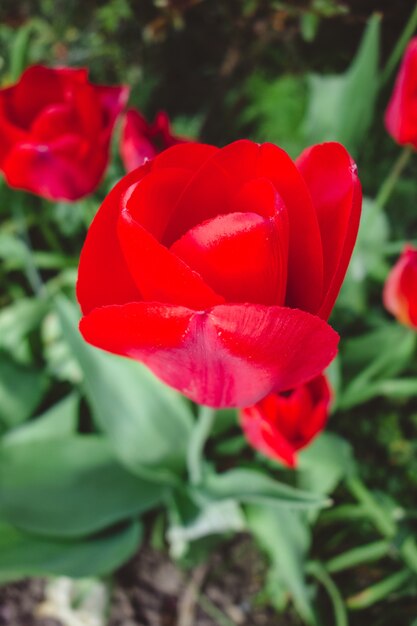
[242,73,308,157]
[198,468,329,509]
[247,504,315,624]
[0,521,142,583]
[55,296,193,477]
[0,352,48,431]
[298,433,355,495]
[304,13,380,155]
[2,393,79,446]
[0,435,166,537]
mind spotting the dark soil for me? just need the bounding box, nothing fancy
[0,537,299,626]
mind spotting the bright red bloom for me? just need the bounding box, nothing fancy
[383,245,417,329]
[120,108,187,172]
[239,375,332,468]
[385,37,417,148]
[77,140,361,408]
[0,65,128,201]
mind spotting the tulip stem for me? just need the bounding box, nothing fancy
[380,1,417,87]
[374,145,413,211]
[346,474,417,575]
[188,405,217,485]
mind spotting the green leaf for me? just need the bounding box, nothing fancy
[304,13,380,155]
[247,504,315,624]
[242,73,308,157]
[340,323,416,408]
[336,198,390,314]
[0,297,48,355]
[198,468,329,509]
[0,352,48,431]
[0,435,166,537]
[2,393,79,446]
[298,433,355,495]
[168,499,245,559]
[55,296,193,477]
[0,521,142,583]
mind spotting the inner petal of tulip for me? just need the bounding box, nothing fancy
[30,104,77,141]
[170,211,286,305]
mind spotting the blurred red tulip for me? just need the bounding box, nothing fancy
[0,65,128,201]
[239,375,332,468]
[120,108,187,172]
[383,245,417,328]
[385,37,417,148]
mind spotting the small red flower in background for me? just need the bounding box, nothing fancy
[383,245,417,329]
[385,37,417,148]
[239,375,332,468]
[0,65,128,201]
[77,140,361,408]
[120,108,187,172]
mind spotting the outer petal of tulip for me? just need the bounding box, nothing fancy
[383,246,417,328]
[385,37,417,147]
[77,143,220,315]
[1,65,88,129]
[296,142,362,320]
[79,302,339,408]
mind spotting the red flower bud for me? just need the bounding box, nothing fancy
[77,140,361,408]
[120,108,187,172]
[383,245,417,328]
[0,65,128,201]
[239,375,332,468]
[385,37,417,148]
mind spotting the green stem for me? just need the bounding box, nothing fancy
[380,1,417,86]
[12,205,46,299]
[346,569,412,610]
[346,475,417,575]
[187,405,217,485]
[346,476,396,537]
[374,146,413,211]
[198,594,237,626]
[308,562,348,626]
[326,540,390,574]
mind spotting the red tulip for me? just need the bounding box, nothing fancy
[77,140,361,408]
[0,65,128,201]
[239,375,331,468]
[383,245,417,328]
[120,108,187,172]
[385,37,417,148]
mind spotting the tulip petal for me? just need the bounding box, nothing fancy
[153,142,219,171]
[385,38,417,146]
[240,403,298,468]
[383,247,417,327]
[3,66,88,129]
[118,183,224,309]
[256,143,324,314]
[3,137,95,201]
[80,302,339,408]
[296,142,362,319]
[161,140,260,246]
[77,166,152,315]
[170,211,286,305]
[120,109,157,171]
